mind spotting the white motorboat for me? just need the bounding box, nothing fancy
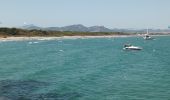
[123,44,142,50]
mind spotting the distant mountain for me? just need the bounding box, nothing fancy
[21,24,112,32]
[60,24,88,32]
[20,24,170,33]
[21,24,41,30]
[44,27,60,31]
[88,26,112,32]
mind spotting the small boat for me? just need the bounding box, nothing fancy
[143,28,154,40]
[143,34,153,40]
[123,44,142,50]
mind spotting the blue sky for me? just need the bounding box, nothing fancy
[0,0,169,29]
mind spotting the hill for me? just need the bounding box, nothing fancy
[21,24,170,33]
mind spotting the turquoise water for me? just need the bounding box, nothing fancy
[0,36,170,100]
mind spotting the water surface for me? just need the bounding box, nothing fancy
[0,36,170,100]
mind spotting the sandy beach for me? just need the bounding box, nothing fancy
[0,34,169,42]
[0,35,138,41]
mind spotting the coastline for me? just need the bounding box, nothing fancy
[0,35,136,41]
[0,34,169,41]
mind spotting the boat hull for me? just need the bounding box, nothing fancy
[123,47,142,50]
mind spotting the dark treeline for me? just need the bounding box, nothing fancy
[0,28,131,37]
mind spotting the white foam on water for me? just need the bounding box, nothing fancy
[28,42,33,44]
[33,42,39,44]
[153,49,156,52]
[28,41,39,44]
[59,50,64,52]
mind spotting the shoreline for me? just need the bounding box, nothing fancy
[0,35,137,41]
[0,34,169,41]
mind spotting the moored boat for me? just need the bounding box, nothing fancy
[143,28,154,40]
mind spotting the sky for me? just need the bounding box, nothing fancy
[0,0,170,29]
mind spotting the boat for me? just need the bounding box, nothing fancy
[143,34,153,40]
[143,28,154,40]
[123,44,142,50]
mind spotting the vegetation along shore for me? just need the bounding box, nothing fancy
[0,28,169,41]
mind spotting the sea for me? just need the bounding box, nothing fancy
[0,36,170,100]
